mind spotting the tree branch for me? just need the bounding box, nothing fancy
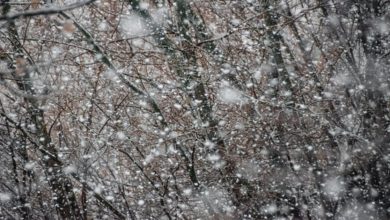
[0,0,96,21]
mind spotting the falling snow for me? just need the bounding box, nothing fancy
[218,87,247,104]
[0,1,389,220]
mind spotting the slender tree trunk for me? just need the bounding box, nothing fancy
[2,3,82,219]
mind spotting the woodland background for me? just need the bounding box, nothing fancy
[0,0,389,219]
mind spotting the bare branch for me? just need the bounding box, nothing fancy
[0,0,96,21]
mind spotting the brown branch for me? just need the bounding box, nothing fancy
[0,0,96,21]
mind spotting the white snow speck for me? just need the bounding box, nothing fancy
[173,103,182,110]
[105,195,114,201]
[221,63,232,74]
[51,47,63,59]
[104,69,119,82]
[207,154,221,162]
[64,165,77,174]
[218,87,247,104]
[120,14,149,38]
[98,21,109,31]
[263,204,277,214]
[0,193,11,202]
[204,140,215,149]
[324,177,345,200]
[117,131,126,140]
[293,164,301,171]
[231,19,240,26]
[24,162,35,170]
[143,154,154,165]
[327,14,340,26]
[151,7,168,25]
[183,188,192,196]
[94,185,103,194]
[269,78,279,87]
[331,72,351,86]
[139,1,149,10]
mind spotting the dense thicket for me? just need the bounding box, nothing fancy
[0,0,389,219]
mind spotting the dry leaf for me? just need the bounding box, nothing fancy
[63,20,76,34]
[15,57,27,77]
[31,0,40,9]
